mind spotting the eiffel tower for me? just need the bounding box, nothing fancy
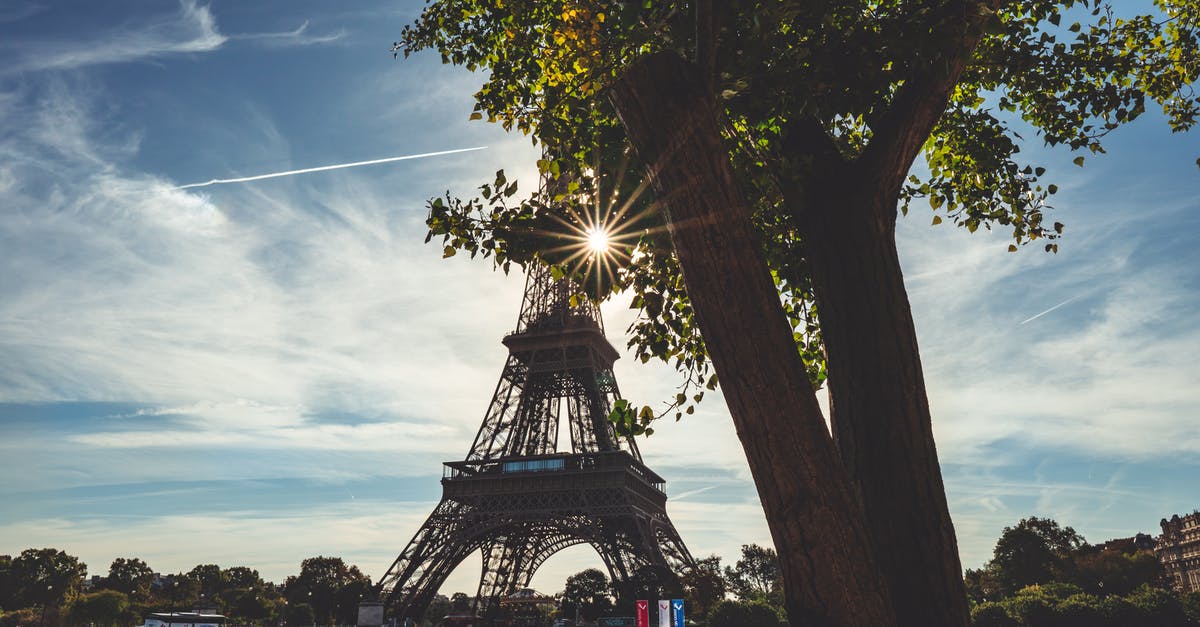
[374,262,694,623]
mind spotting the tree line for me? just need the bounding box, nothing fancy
[0,551,370,627]
[6,520,1199,627]
[964,517,1200,626]
[0,543,784,627]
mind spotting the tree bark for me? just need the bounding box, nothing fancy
[792,170,971,627]
[610,51,896,627]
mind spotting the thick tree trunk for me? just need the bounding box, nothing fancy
[794,173,971,627]
[610,52,896,627]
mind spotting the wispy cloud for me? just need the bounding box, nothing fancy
[0,73,535,490]
[1,1,346,75]
[2,0,227,74]
[231,20,347,48]
[898,167,1200,463]
[0,1,45,24]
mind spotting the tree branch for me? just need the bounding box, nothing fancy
[777,114,847,225]
[695,0,726,94]
[858,0,1002,203]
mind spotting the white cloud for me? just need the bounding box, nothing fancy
[897,185,1200,462]
[0,74,534,479]
[3,1,227,74]
[0,1,346,75]
[232,20,347,48]
[0,1,45,24]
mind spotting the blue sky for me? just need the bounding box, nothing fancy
[1,0,1198,599]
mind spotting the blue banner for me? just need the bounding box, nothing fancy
[671,599,684,627]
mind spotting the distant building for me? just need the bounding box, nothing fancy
[1157,511,1200,592]
[1099,533,1156,553]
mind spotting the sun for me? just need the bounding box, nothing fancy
[585,226,611,254]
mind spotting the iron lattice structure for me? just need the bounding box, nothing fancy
[374,263,694,622]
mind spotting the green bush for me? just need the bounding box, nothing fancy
[1097,595,1140,627]
[0,608,42,627]
[1126,584,1189,627]
[1003,592,1056,627]
[1055,593,1101,627]
[969,601,1016,627]
[1182,591,1200,624]
[1026,582,1083,601]
[707,599,781,627]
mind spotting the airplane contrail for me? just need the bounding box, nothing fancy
[1019,295,1079,325]
[175,146,488,189]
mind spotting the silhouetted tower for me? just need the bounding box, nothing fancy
[374,262,693,623]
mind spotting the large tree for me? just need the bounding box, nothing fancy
[680,555,726,617]
[724,544,782,605]
[400,1,1200,625]
[9,548,87,614]
[976,517,1086,595]
[284,556,372,626]
[102,558,154,600]
[561,568,614,622]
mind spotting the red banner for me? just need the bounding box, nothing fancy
[635,599,649,627]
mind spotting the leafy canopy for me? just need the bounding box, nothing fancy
[405,0,1200,425]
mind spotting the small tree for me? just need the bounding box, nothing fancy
[561,568,613,622]
[1055,593,1103,627]
[422,594,451,626]
[284,557,372,625]
[284,602,315,627]
[0,555,14,611]
[680,555,725,617]
[967,602,1015,627]
[1070,546,1165,596]
[103,558,155,601]
[989,518,1085,594]
[65,590,129,627]
[1126,584,1190,627]
[186,565,225,602]
[708,599,781,627]
[10,548,87,619]
[723,544,782,605]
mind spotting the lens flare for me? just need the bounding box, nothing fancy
[586,227,611,254]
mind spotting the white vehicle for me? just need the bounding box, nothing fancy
[138,611,225,627]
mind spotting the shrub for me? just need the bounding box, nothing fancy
[1126,584,1188,627]
[707,599,781,627]
[1096,595,1140,627]
[969,601,1016,627]
[1003,592,1056,627]
[1055,593,1101,627]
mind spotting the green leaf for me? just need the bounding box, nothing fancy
[468,112,483,121]
[931,215,943,225]
[443,246,457,258]
[1073,156,1085,167]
